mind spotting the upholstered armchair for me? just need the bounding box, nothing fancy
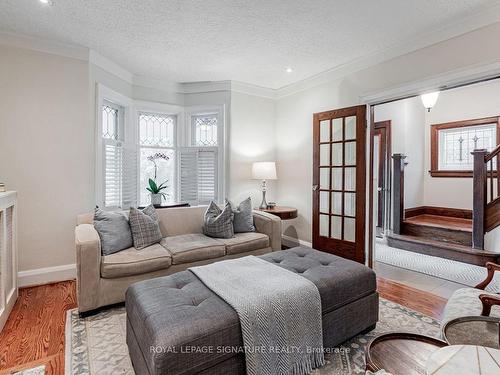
[441,262,500,332]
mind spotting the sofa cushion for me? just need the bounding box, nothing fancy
[203,201,234,239]
[160,234,226,265]
[230,197,255,233]
[129,205,162,249]
[101,244,172,279]
[217,232,269,255]
[93,208,133,255]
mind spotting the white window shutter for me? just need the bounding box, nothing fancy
[179,148,218,205]
[197,149,217,204]
[122,144,137,209]
[104,142,122,208]
[179,149,198,204]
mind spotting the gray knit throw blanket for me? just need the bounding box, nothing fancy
[190,256,325,375]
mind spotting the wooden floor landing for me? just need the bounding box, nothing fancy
[0,279,447,375]
[404,214,472,232]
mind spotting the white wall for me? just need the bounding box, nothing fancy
[0,45,92,272]
[423,79,500,209]
[229,91,276,206]
[375,97,426,210]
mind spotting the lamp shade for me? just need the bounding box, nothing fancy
[252,162,277,180]
[421,91,439,111]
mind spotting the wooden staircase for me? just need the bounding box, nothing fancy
[387,153,500,266]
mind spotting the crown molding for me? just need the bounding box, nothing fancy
[89,50,133,84]
[275,3,500,99]
[0,31,88,60]
[3,2,500,101]
[230,81,276,99]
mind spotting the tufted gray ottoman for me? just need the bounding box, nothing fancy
[126,247,378,375]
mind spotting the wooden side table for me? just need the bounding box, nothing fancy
[258,206,298,220]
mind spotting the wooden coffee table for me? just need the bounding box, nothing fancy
[365,332,447,374]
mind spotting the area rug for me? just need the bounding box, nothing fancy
[376,241,500,293]
[65,298,441,375]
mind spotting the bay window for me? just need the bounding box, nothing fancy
[96,86,224,209]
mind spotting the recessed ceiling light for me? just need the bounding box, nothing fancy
[285,67,293,73]
[39,0,53,5]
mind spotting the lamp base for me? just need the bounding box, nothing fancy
[259,190,268,209]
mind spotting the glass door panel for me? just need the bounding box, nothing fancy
[313,106,366,263]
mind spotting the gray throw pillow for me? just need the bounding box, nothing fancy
[230,197,255,233]
[203,201,234,239]
[93,208,133,256]
[129,205,162,250]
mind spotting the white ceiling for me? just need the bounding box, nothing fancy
[1,0,500,89]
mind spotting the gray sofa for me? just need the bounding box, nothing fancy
[75,206,281,313]
[126,247,379,375]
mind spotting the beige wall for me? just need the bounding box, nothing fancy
[0,45,92,271]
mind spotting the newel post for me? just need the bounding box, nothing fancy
[472,149,488,250]
[392,153,407,235]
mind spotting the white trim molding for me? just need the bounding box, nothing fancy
[0,31,88,61]
[18,264,76,288]
[360,59,500,105]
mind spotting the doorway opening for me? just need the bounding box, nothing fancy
[368,78,500,297]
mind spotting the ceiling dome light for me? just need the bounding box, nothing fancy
[39,0,53,5]
[421,91,439,112]
[285,67,293,73]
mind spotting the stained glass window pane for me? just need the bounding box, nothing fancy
[102,104,119,140]
[193,114,218,146]
[139,113,175,147]
[439,124,496,170]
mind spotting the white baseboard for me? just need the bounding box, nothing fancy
[18,263,76,288]
[282,235,312,248]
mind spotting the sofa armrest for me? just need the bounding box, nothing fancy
[253,210,281,251]
[75,224,101,312]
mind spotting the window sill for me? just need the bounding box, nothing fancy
[429,170,472,178]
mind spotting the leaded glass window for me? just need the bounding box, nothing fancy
[192,114,218,146]
[139,113,175,147]
[102,102,119,140]
[438,123,497,170]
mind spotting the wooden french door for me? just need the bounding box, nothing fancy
[312,106,366,263]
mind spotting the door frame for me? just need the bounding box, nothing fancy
[364,74,500,269]
[374,121,392,236]
[312,105,367,263]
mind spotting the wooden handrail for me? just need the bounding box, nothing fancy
[485,143,500,162]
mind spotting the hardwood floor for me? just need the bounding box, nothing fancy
[0,281,76,375]
[0,278,446,374]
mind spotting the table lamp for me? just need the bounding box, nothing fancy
[252,162,277,209]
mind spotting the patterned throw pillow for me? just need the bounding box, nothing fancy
[129,205,162,249]
[230,197,255,233]
[93,208,133,255]
[203,201,234,239]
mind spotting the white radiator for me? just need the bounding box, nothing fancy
[0,192,17,332]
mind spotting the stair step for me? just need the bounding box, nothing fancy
[402,214,472,247]
[386,233,500,266]
[404,214,472,232]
